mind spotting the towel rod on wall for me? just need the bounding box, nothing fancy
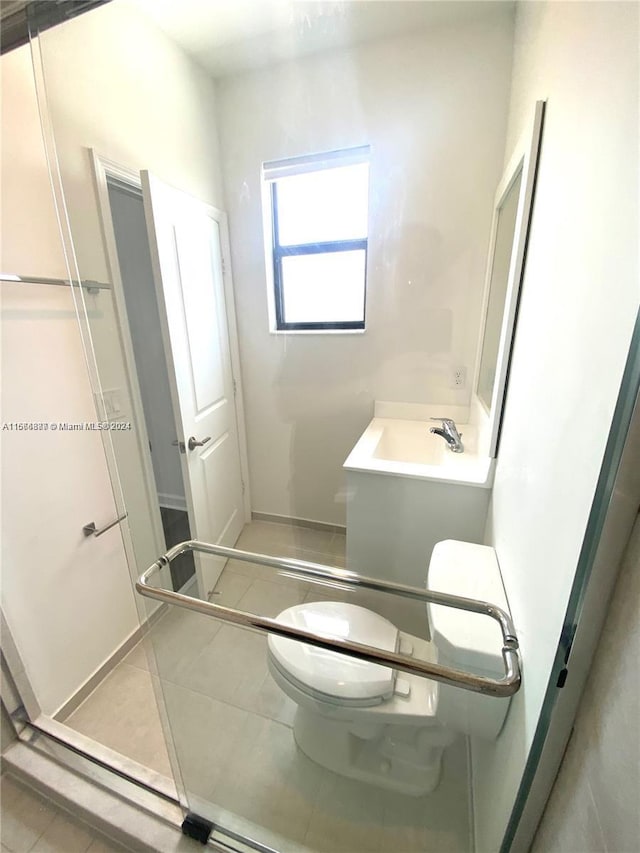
[0,274,110,293]
[83,513,128,538]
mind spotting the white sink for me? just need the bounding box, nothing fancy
[344,417,494,488]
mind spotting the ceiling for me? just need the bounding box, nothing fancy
[127,0,514,79]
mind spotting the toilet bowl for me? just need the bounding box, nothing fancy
[267,540,513,796]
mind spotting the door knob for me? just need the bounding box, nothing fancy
[188,435,212,451]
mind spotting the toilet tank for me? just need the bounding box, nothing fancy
[427,540,513,740]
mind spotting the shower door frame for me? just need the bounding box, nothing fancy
[502,308,640,851]
[1,4,639,851]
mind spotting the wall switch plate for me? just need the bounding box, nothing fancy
[452,366,467,389]
[95,388,124,419]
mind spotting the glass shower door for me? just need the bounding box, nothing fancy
[23,4,494,850]
[22,3,639,852]
[134,541,490,853]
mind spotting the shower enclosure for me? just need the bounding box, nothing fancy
[1,2,638,852]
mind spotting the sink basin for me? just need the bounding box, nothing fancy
[373,420,446,465]
[344,417,494,488]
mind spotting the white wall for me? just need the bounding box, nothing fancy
[0,47,139,716]
[475,3,640,849]
[532,513,640,853]
[0,1,228,713]
[216,12,514,524]
[107,183,185,510]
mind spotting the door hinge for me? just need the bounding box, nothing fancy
[221,257,227,274]
[232,378,237,396]
[241,479,246,495]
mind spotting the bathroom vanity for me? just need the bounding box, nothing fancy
[343,403,494,633]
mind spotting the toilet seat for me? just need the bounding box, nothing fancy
[269,601,399,704]
[269,653,390,708]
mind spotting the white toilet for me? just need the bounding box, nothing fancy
[267,539,513,796]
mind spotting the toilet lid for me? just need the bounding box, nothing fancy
[268,602,399,702]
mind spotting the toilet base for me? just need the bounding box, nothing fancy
[293,706,453,796]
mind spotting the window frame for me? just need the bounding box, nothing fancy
[266,150,369,333]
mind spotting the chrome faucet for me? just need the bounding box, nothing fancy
[429,417,464,453]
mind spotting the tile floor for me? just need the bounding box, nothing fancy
[62,521,472,852]
[0,773,129,852]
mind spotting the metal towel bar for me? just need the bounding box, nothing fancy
[1,274,110,293]
[137,540,521,698]
[83,513,128,538]
[136,540,521,697]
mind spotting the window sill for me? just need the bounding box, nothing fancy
[269,328,366,336]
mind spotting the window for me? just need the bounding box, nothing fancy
[263,147,370,331]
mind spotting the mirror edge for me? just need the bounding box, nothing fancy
[472,99,547,458]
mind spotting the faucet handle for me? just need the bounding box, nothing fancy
[430,416,455,425]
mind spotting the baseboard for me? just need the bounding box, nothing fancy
[53,604,167,723]
[177,574,197,596]
[158,493,187,512]
[252,511,346,535]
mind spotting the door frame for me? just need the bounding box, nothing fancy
[89,151,166,574]
[89,151,252,549]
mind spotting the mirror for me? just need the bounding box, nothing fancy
[474,100,545,456]
[477,168,522,409]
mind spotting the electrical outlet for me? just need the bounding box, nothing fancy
[452,366,467,389]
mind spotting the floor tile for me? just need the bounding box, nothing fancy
[285,526,337,554]
[212,715,324,846]
[30,811,94,852]
[304,771,386,853]
[123,606,221,680]
[65,664,172,777]
[236,578,306,618]
[325,532,347,558]
[236,521,292,553]
[381,787,468,852]
[379,737,471,852]
[221,558,266,581]
[208,570,253,608]
[0,775,134,853]
[85,839,130,853]
[0,773,25,810]
[0,776,57,853]
[234,665,298,727]
[175,623,267,704]
[161,682,248,803]
[287,546,347,573]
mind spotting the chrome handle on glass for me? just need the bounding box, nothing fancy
[83,512,128,538]
[188,436,211,451]
[136,540,521,698]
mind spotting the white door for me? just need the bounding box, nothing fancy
[141,172,245,598]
